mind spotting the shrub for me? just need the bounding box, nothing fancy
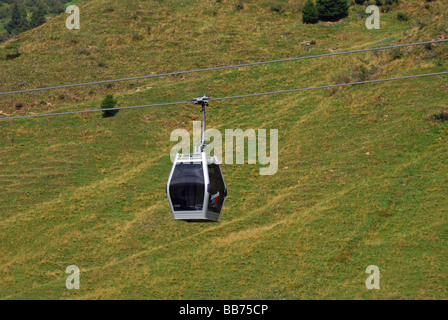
[270,4,285,14]
[4,44,21,60]
[101,94,119,118]
[396,12,409,21]
[5,51,21,60]
[390,48,403,60]
[430,110,448,122]
[316,0,349,22]
[302,0,319,24]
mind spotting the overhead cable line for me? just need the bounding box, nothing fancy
[1,71,447,121]
[0,39,447,96]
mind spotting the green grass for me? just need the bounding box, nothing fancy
[0,0,447,299]
[65,0,83,6]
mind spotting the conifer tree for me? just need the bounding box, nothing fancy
[101,94,119,118]
[302,0,319,24]
[30,3,46,29]
[316,0,349,22]
[5,2,29,35]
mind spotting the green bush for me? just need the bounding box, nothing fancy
[101,94,119,118]
[316,0,349,22]
[396,12,409,21]
[430,110,448,122]
[270,3,285,14]
[3,43,21,60]
[389,48,403,60]
[302,0,319,24]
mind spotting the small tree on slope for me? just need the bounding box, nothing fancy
[101,94,119,118]
[302,0,319,24]
[316,0,349,22]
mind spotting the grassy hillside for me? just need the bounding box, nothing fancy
[0,0,447,299]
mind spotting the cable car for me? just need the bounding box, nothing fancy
[166,95,227,222]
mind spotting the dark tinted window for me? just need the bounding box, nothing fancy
[207,164,225,213]
[169,163,205,211]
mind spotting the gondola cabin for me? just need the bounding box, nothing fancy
[167,152,227,222]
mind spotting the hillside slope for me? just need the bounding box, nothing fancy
[0,0,447,299]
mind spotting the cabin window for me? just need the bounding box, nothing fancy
[169,163,205,211]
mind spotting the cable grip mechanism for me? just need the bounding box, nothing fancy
[192,95,210,153]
